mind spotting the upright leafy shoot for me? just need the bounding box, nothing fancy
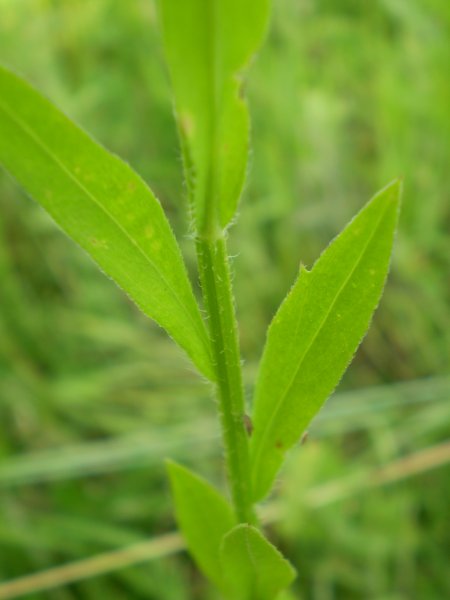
[220,524,296,600]
[0,65,214,380]
[250,180,402,501]
[157,0,271,233]
[0,1,402,596]
[158,0,271,526]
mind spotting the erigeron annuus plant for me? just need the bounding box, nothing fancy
[0,1,401,598]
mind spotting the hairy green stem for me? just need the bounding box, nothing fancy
[196,235,255,524]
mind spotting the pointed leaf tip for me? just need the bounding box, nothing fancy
[250,181,402,501]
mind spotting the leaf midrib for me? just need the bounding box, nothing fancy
[0,97,210,357]
[251,198,393,484]
[242,528,260,598]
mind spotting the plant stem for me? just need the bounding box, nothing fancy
[196,235,255,524]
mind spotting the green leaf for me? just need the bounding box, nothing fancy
[157,0,270,233]
[220,524,296,600]
[0,65,214,380]
[166,460,235,589]
[251,180,402,501]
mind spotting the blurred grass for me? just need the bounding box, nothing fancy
[0,0,449,598]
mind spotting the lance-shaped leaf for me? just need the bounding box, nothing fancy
[251,180,402,501]
[220,524,296,600]
[0,65,214,380]
[157,0,270,232]
[167,460,235,590]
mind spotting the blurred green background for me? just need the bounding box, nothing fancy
[0,0,449,598]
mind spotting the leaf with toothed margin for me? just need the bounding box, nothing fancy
[250,180,402,501]
[0,64,214,380]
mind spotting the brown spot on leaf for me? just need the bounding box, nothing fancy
[243,414,253,436]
